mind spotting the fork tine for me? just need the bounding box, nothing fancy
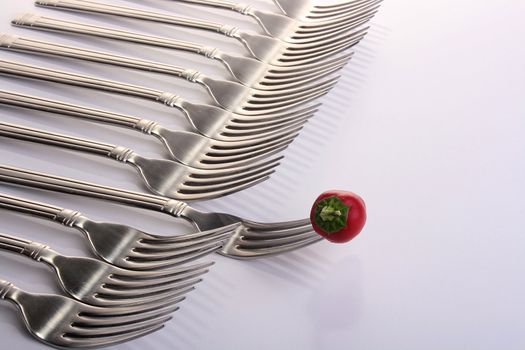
[177,175,271,200]
[103,277,203,297]
[223,118,308,137]
[276,36,363,65]
[248,76,339,101]
[237,231,320,249]
[291,10,379,42]
[215,122,305,142]
[125,243,224,270]
[70,315,174,336]
[201,140,292,168]
[146,224,238,244]
[63,324,166,348]
[226,236,323,258]
[244,218,312,231]
[181,167,277,197]
[80,296,183,320]
[131,240,224,260]
[260,63,347,90]
[267,53,353,75]
[232,104,318,123]
[238,90,327,115]
[188,156,281,179]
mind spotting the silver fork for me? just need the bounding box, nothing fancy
[0,231,210,306]
[0,165,324,258]
[271,0,377,21]
[0,33,339,111]
[12,14,354,79]
[0,90,303,170]
[0,59,316,140]
[173,0,381,41]
[0,193,240,269]
[0,278,177,348]
[0,122,282,200]
[35,0,369,63]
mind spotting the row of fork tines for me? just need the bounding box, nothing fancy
[0,0,380,348]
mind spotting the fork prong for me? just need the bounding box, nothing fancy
[132,240,224,260]
[215,122,304,142]
[125,244,223,270]
[80,295,183,321]
[226,236,323,258]
[248,76,339,102]
[180,167,277,199]
[306,1,381,22]
[201,139,293,169]
[177,175,271,200]
[71,314,174,336]
[291,10,379,42]
[62,324,166,348]
[244,218,313,231]
[284,24,367,52]
[187,156,282,183]
[103,277,203,297]
[267,53,353,75]
[237,231,320,249]
[147,224,238,244]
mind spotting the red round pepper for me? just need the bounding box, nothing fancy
[310,190,367,243]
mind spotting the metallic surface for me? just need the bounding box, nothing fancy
[0,90,303,169]
[0,122,283,200]
[0,165,324,258]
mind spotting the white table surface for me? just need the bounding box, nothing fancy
[0,0,524,349]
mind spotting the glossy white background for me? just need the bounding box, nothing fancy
[0,0,524,349]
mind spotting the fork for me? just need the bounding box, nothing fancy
[0,165,324,258]
[12,14,354,79]
[0,90,303,169]
[271,0,376,21]
[0,193,241,269]
[0,59,316,140]
[0,33,339,111]
[0,231,210,306]
[0,122,282,200]
[0,278,177,348]
[173,0,381,41]
[35,0,368,63]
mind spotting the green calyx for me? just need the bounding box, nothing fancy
[314,196,350,233]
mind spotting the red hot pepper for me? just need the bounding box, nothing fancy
[310,190,367,243]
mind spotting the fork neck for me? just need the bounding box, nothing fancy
[0,279,18,302]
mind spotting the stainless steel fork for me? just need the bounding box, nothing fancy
[0,278,177,348]
[0,33,339,111]
[35,0,368,63]
[0,231,209,306]
[0,90,304,169]
[0,60,315,140]
[12,14,354,79]
[0,193,240,269]
[0,122,282,200]
[173,0,381,41]
[0,165,324,258]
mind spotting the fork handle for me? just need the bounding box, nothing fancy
[35,0,238,35]
[0,192,83,226]
[0,59,184,108]
[0,122,118,157]
[175,0,241,10]
[0,34,194,79]
[11,14,216,56]
[0,165,189,219]
[0,90,154,131]
[0,232,51,260]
